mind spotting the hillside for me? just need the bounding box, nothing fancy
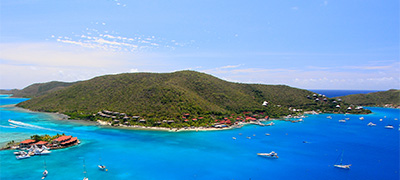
[1,81,75,98]
[338,89,400,107]
[17,71,367,127]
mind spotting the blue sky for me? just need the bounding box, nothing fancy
[1,0,399,90]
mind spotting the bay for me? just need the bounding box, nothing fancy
[0,95,399,179]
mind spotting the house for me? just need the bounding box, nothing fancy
[19,139,35,149]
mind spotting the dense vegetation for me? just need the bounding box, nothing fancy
[337,89,400,107]
[17,71,369,127]
[0,81,75,98]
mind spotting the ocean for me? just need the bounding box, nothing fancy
[309,89,382,98]
[0,93,399,180]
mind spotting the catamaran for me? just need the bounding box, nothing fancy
[334,151,351,169]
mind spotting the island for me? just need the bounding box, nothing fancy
[8,71,372,131]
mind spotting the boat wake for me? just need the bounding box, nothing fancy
[0,125,18,128]
[8,119,65,133]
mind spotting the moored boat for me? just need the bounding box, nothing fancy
[257,151,279,159]
[384,125,394,129]
[334,151,351,170]
[339,120,346,123]
[16,151,30,160]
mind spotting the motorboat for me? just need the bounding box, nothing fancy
[257,151,279,159]
[367,122,376,126]
[385,125,394,129]
[14,151,25,155]
[16,151,30,160]
[359,117,364,120]
[34,149,51,155]
[42,170,48,179]
[339,120,346,123]
[232,137,236,140]
[98,165,107,171]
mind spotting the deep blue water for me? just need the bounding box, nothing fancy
[309,89,382,98]
[0,94,399,180]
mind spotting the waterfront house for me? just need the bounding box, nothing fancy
[19,139,35,149]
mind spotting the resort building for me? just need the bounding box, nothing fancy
[19,139,35,149]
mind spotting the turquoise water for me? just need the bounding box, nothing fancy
[0,95,399,179]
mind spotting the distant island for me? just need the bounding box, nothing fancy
[3,71,374,130]
[337,89,400,108]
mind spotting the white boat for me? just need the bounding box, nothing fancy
[13,151,25,155]
[232,137,236,140]
[35,149,51,155]
[345,118,350,120]
[257,151,279,159]
[42,170,48,179]
[359,117,364,120]
[334,151,351,169]
[327,116,332,119]
[339,120,346,123]
[16,151,30,160]
[385,125,394,129]
[367,122,376,126]
[265,133,270,136]
[98,165,107,171]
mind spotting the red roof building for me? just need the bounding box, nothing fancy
[35,141,48,145]
[20,139,35,144]
[54,135,72,143]
[61,137,78,146]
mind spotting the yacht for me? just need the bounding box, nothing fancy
[16,151,30,160]
[339,120,346,123]
[257,151,279,159]
[385,125,394,129]
[359,117,364,120]
[334,151,351,169]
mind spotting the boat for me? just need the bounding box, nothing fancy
[334,151,351,169]
[345,118,350,120]
[265,133,270,136]
[232,137,236,140]
[13,151,26,155]
[257,151,279,159]
[98,157,108,171]
[367,122,376,126]
[359,117,364,120]
[385,125,394,129]
[16,151,30,160]
[42,159,48,179]
[327,116,332,119]
[339,120,346,123]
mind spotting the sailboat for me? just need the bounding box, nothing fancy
[334,151,351,169]
[41,158,48,179]
[83,159,89,180]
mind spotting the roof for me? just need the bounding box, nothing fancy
[54,135,72,142]
[20,139,35,144]
[61,137,78,145]
[35,141,48,145]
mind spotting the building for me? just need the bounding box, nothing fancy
[19,139,35,149]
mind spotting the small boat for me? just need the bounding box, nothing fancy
[334,151,351,169]
[35,149,51,155]
[232,137,236,140]
[359,117,364,120]
[379,119,383,121]
[385,125,394,129]
[13,151,25,155]
[246,136,251,139]
[42,159,48,179]
[16,151,30,160]
[367,122,376,126]
[395,118,398,121]
[98,165,107,171]
[257,151,279,159]
[339,120,346,123]
[42,170,48,179]
[327,116,332,119]
[265,133,270,136]
[345,118,350,120]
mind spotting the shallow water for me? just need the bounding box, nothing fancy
[0,95,399,179]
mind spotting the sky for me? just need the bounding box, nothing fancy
[0,0,399,90]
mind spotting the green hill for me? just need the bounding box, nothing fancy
[338,89,400,107]
[1,81,75,98]
[17,71,368,126]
